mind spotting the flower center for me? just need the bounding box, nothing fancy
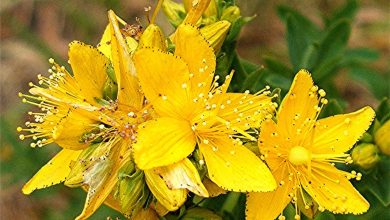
[288,146,311,166]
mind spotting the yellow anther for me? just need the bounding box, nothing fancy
[318,89,326,97]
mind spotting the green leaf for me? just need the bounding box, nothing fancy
[319,99,344,118]
[264,73,291,92]
[376,98,390,124]
[313,20,351,81]
[277,5,320,70]
[240,58,259,74]
[325,0,358,27]
[361,157,390,207]
[348,66,390,99]
[241,67,267,93]
[229,53,248,91]
[263,56,293,77]
[284,14,319,71]
[225,15,255,43]
[343,48,380,64]
[277,5,321,36]
[319,19,351,60]
[181,208,222,220]
[312,56,341,82]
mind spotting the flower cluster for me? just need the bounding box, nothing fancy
[17,0,376,219]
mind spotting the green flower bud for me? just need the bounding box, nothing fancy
[297,189,318,219]
[351,143,380,169]
[117,162,150,218]
[138,24,166,51]
[375,120,390,156]
[65,144,105,187]
[162,0,186,27]
[200,20,231,53]
[221,6,241,23]
[103,78,118,101]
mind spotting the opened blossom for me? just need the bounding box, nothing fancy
[17,10,208,220]
[133,23,277,192]
[246,70,375,220]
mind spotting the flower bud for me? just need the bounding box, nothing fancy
[162,0,186,27]
[221,6,241,23]
[103,65,118,100]
[117,163,150,218]
[351,143,380,169]
[138,24,166,51]
[64,144,103,187]
[200,20,231,53]
[375,120,390,156]
[296,189,318,219]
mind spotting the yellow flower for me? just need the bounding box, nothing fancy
[18,10,207,219]
[246,70,375,220]
[133,23,276,192]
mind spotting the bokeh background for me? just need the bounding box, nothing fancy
[0,0,389,219]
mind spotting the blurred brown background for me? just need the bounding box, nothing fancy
[0,0,389,219]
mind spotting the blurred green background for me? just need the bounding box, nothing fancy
[0,0,389,219]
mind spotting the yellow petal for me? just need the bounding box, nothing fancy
[76,140,129,220]
[68,41,109,103]
[134,117,196,170]
[183,0,211,24]
[22,149,82,194]
[156,158,209,197]
[277,70,320,137]
[145,169,187,211]
[246,163,294,220]
[97,24,112,59]
[302,163,369,214]
[312,106,375,154]
[258,118,290,169]
[199,136,276,192]
[108,10,143,110]
[138,24,166,51]
[103,192,122,213]
[98,23,139,60]
[203,177,226,197]
[134,48,198,119]
[51,109,96,150]
[174,24,216,97]
[217,93,274,130]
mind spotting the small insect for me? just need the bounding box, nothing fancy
[121,17,143,40]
